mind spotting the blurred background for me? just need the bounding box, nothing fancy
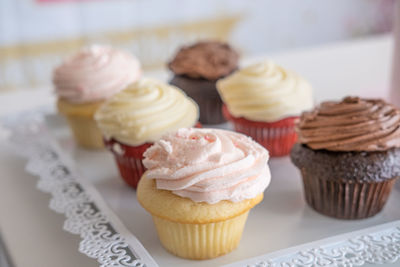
[0,0,394,91]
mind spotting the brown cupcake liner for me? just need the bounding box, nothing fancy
[301,169,397,219]
[199,97,225,124]
[170,75,226,125]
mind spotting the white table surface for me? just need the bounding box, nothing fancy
[0,34,396,267]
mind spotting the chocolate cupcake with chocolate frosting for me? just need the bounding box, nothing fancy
[291,96,400,219]
[168,41,239,124]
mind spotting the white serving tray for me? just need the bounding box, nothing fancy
[3,110,400,267]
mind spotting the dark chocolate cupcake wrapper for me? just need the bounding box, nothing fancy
[170,75,225,125]
[301,169,397,219]
[199,95,225,124]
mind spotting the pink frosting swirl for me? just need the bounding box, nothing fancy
[143,128,271,204]
[53,45,142,103]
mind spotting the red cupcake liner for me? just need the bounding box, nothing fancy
[301,170,397,219]
[104,139,152,189]
[222,105,298,157]
[104,123,202,189]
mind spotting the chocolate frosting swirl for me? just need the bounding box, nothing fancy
[168,41,239,80]
[297,96,400,151]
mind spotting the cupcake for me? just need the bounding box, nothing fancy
[95,78,199,189]
[168,41,239,124]
[137,128,270,259]
[217,60,313,157]
[54,45,141,149]
[291,96,400,219]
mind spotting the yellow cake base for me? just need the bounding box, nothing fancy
[57,98,104,149]
[152,211,249,260]
[64,115,104,149]
[137,175,263,260]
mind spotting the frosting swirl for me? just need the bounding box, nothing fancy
[297,96,400,151]
[95,78,199,146]
[168,41,239,80]
[142,128,271,204]
[53,45,141,103]
[217,60,313,122]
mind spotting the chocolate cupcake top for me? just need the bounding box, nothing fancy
[297,96,400,152]
[168,41,239,80]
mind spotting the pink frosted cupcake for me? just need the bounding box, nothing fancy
[217,60,313,156]
[53,45,142,149]
[137,128,271,259]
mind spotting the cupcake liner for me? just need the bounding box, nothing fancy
[170,75,226,124]
[301,169,397,219]
[65,114,104,149]
[200,95,225,124]
[104,139,152,189]
[222,105,298,157]
[152,211,249,260]
[57,98,104,149]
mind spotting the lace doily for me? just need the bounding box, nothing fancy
[2,111,158,267]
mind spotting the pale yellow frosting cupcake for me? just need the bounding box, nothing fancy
[94,78,199,146]
[217,60,313,122]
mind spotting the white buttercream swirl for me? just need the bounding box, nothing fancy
[53,45,141,103]
[143,128,271,204]
[95,78,199,146]
[217,60,313,122]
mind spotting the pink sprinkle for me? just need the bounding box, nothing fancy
[204,135,215,142]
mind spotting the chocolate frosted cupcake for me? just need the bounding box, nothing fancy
[168,41,239,124]
[291,96,400,219]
